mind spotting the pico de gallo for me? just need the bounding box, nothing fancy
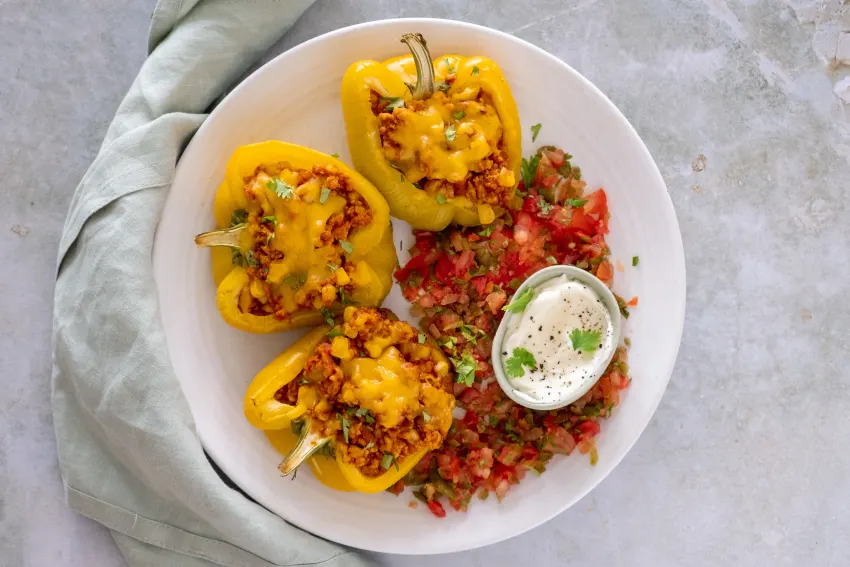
[391,145,633,517]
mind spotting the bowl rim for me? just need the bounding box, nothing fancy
[491,265,623,411]
[161,16,687,554]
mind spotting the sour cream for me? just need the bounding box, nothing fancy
[501,275,615,405]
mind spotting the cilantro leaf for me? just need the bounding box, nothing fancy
[243,250,259,267]
[331,152,340,158]
[520,154,541,191]
[282,274,302,289]
[319,187,331,204]
[230,209,248,226]
[471,65,479,76]
[505,347,536,378]
[460,324,478,344]
[478,225,494,237]
[337,413,350,444]
[231,248,245,266]
[565,198,587,208]
[453,110,465,119]
[502,288,535,313]
[530,123,542,142]
[444,58,456,73]
[382,97,405,111]
[266,178,294,199]
[569,328,601,354]
[632,255,640,267]
[320,307,335,327]
[328,328,344,338]
[435,194,448,205]
[445,124,457,143]
[381,453,399,471]
[537,196,554,216]
[451,351,477,386]
[261,215,277,225]
[327,263,339,272]
[339,240,354,254]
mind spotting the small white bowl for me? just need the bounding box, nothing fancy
[491,265,622,411]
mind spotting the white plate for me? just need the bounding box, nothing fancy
[153,18,686,555]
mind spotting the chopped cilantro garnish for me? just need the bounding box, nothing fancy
[319,186,331,204]
[453,110,465,119]
[337,413,350,444]
[569,328,601,354]
[243,250,259,268]
[230,209,248,226]
[565,198,587,208]
[331,152,340,158]
[418,332,427,344]
[382,97,405,111]
[444,58,455,73]
[445,124,457,143]
[460,324,478,343]
[435,194,448,204]
[319,307,335,326]
[632,255,640,266]
[327,264,339,272]
[328,328,344,338]
[505,347,536,378]
[338,288,354,305]
[422,410,432,423]
[478,225,494,237]
[537,196,554,216]
[502,287,535,313]
[266,178,294,199]
[261,215,277,225]
[489,415,498,427]
[471,65,479,76]
[381,453,399,471]
[530,123,542,142]
[520,154,541,191]
[231,248,245,266]
[282,274,302,289]
[339,240,354,254]
[451,351,477,386]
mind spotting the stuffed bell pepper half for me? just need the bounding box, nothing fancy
[195,141,397,334]
[342,33,522,230]
[244,306,456,493]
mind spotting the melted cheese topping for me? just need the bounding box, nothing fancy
[339,347,422,429]
[385,91,505,184]
[238,169,374,312]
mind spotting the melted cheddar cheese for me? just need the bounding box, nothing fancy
[339,347,422,429]
[383,91,508,185]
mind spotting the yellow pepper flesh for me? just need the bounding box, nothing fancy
[342,43,522,230]
[207,141,397,334]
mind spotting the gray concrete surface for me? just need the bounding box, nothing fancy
[2,0,849,565]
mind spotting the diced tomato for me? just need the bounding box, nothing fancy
[387,480,405,495]
[575,421,601,440]
[427,500,447,518]
[467,447,494,479]
[497,445,523,466]
[484,290,507,314]
[627,296,639,307]
[437,454,462,483]
[596,260,614,283]
[454,250,476,276]
[544,426,577,455]
[543,148,567,168]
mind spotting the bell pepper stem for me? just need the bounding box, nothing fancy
[400,33,435,100]
[194,224,245,249]
[278,420,331,476]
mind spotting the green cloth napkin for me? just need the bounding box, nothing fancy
[52,1,373,565]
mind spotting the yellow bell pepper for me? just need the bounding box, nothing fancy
[243,307,455,494]
[342,33,522,230]
[196,141,397,334]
